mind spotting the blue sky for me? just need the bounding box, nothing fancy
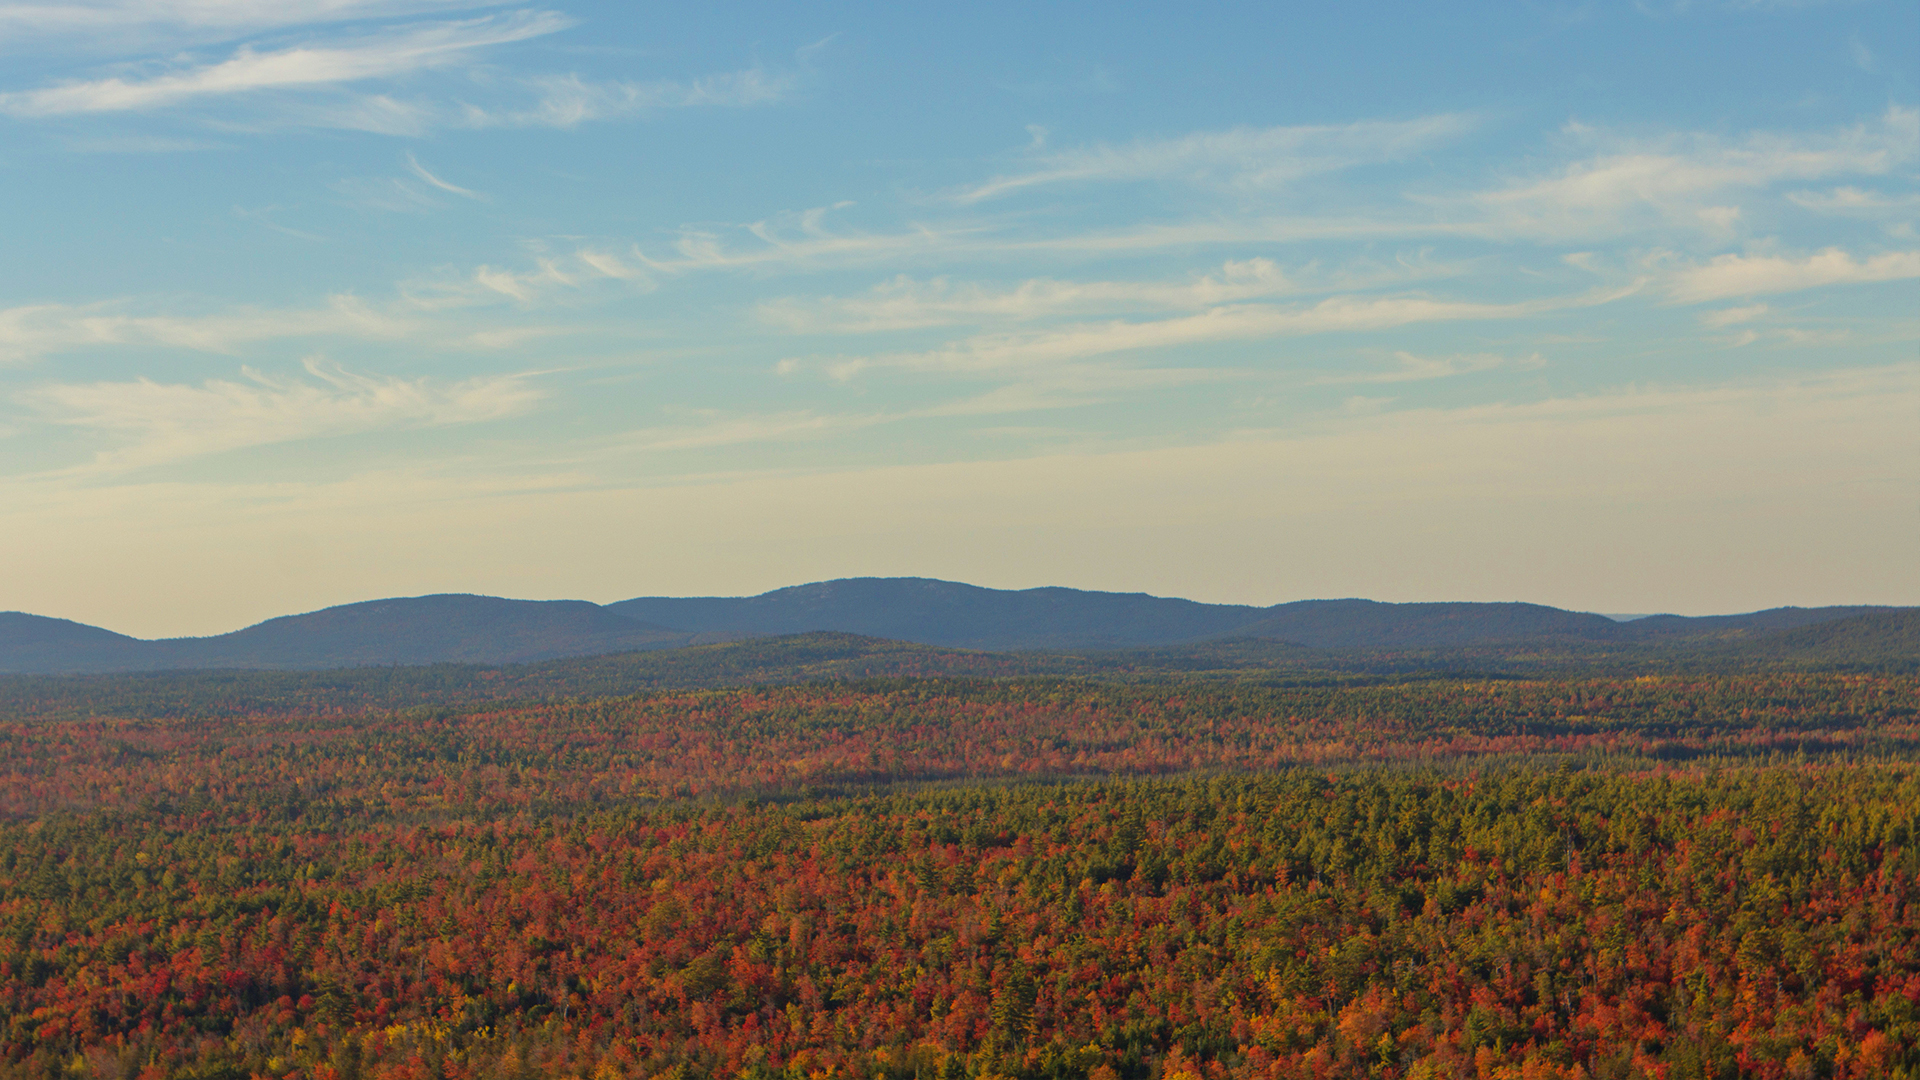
[1,0,1915,636]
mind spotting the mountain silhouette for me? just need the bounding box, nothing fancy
[0,578,1908,674]
[606,577,1264,650]
[1,595,692,673]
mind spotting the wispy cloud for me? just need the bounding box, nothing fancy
[1318,350,1543,384]
[17,358,541,471]
[617,409,886,452]
[912,365,1232,416]
[955,115,1474,203]
[808,283,1638,380]
[60,133,224,152]
[404,152,484,199]
[757,256,1480,333]
[0,286,583,361]
[1457,106,1919,242]
[639,205,957,274]
[574,249,646,281]
[281,91,436,135]
[331,172,448,210]
[0,1,488,48]
[1787,186,1920,216]
[472,261,573,301]
[232,204,326,240]
[0,248,660,353]
[460,68,790,128]
[637,209,1453,274]
[0,4,792,136]
[1699,303,1769,327]
[757,260,1299,333]
[402,246,655,307]
[0,10,570,116]
[1849,33,1875,74]
[614,365,1235,454]
[625,110,1918,280]
[333,152,487,207]
[0,294,419,363]
[1666,247,1920,302]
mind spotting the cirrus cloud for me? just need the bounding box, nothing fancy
[954,114,1475,203]
[17,358,542,471]
[0,10,571,117]
[1666,247,1920,302]
[0,7,792,136]
[0,0,492,50]
[757,260,1298,333]
[0,294,420,363]
[1454,106,1920,242]
[808,282,1640,381]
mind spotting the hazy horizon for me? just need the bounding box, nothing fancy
[2,1,1915,638]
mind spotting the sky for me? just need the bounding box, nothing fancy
[1,0,1916,637]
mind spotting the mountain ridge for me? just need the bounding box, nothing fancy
[605,577,1267,650]
[0,577,1909,674]
[0,595,701,674]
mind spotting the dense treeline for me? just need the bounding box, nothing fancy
[4,769,1920,1079]
[0,674,1914,818]
[1,674,1918,1079]
[0,636,1071,724]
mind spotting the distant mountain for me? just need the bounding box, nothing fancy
[1218,602,1904,651]
[1221,599,1624,649]
[1733,609,1920,669]
[2,579,1911,675]
[1620,606,1896,641]
[155,595,695,669]
[0,595,698,674]
[607,577,1264,650]
[609,581,1898,653]
[0,613,152,673]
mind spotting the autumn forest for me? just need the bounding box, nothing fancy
[3,666,1919,1080]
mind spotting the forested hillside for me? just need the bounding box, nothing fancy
[1743,610,1920,668]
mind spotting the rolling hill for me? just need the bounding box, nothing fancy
[1730,608,1920,669]
[0,613,152,673]
[1219,599,1624,649]
[0,595,699,674]
[606,577,1265,650]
